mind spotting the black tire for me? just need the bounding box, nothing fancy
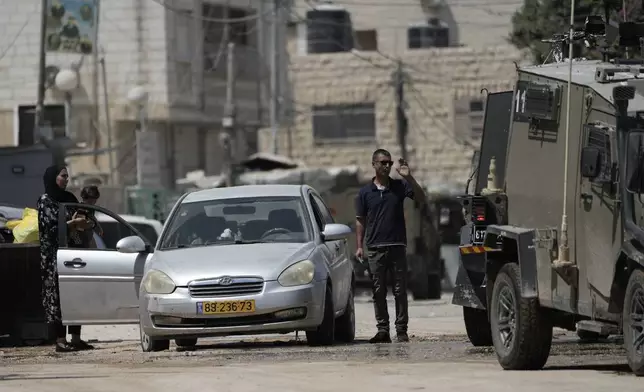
[577,330,609,343]
[463,307,493,347]
[175,338,198,348]
[490,263,552,370]
[411,273,441,300]
[140,320,170,352]
[306,287,335,346]
[335,287,356,343]
[623,268,644,377]
[427,274,442,300]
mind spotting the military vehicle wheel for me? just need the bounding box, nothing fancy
[490,263,552,370]
[623,268,644,377]
[463,307,493,347]
[577,330,609,343]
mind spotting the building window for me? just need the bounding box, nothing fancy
[408,18,449,49]
[469,99,485,138]
[469,100,484,112]
[203,3,250,71]
[355,30,378,51]
[312,103,376,144]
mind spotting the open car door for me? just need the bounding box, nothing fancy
[57,203,152,325]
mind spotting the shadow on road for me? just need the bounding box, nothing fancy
[544,363,632,375]
[0,374,107,381]
[179,338,371,352]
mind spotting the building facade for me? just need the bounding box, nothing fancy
[260,0,529,191]
[0,0,273,188]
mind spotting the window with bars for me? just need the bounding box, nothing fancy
[312,103,376,144]
[202,3,251,71]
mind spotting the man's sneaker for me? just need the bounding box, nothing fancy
[396,332,410,343]
[369,331,392,343]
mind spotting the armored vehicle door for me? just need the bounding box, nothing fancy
[475,91,514,194]
[576,123,621,316]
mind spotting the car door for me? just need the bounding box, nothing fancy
[310,192,351,310]
[57,203,151,325]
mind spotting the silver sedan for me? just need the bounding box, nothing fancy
[117,184,356,351]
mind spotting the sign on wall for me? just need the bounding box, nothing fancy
[45,0,99,54]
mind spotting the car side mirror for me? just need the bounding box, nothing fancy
[580,146,601,178]
[116,235,148,253]
[321,223,352,241]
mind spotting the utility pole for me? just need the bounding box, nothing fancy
[270,0,280,154]
[35,0,65,166]
[394,60,408,161]
[221,42,236,187]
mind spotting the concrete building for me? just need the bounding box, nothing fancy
[0,0,274,188]
[259,0,529,191]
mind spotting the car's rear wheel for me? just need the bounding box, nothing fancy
[335,287,355,343]
[306,286,335,346]
[140,319,170,352]
[175,338,198,348]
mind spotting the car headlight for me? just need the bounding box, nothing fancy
[278,260,315,287]
[142,269,176,294]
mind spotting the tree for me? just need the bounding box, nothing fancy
[509,0,641,64]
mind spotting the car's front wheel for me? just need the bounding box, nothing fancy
[140,319,170,352]
[306,286,335,346]
[335,287,355,343]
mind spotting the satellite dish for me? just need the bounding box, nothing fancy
[45,65,60,89]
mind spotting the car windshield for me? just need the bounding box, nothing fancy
[159,196,311,250]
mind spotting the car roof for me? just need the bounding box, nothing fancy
[182,184,306,204]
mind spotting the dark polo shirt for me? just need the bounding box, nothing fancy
[355,177,414,249]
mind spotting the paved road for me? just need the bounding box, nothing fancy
[1,291,641,391]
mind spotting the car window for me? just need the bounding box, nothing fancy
[100,221,159,247]
[312,194,335,225]
[308,195,325,231]
[60,205,141,251]
[159,196,312,249]
[100,221,154,250]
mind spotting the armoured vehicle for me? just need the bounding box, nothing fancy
[452,17,644,375]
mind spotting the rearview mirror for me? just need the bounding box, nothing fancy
[580,146,601,178]
[321,223,352,241]
[117,235,148,253]
[223,205,256,215]
[626,131,644,193]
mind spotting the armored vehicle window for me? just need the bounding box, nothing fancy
[584,124,615,184]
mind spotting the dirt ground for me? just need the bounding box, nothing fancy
[1,292,641,391]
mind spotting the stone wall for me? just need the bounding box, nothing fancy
[259,45,527,190]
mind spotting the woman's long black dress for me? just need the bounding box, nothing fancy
[37,193,75,325]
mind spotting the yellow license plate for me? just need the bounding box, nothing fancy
[197,300,256,315]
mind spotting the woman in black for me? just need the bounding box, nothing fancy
[37,165,94,352]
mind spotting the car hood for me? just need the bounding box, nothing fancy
[149,242,316,286]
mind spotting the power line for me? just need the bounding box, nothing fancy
[303,0,522,7]
[0,3,35,63]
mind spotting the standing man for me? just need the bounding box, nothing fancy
[355,149,426,343]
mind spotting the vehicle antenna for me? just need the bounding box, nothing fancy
[553,0,576,270]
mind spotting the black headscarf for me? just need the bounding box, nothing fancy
[43,165,78,203]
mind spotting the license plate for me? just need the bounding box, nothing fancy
[197,300,256,315]
[473,228,486,243]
